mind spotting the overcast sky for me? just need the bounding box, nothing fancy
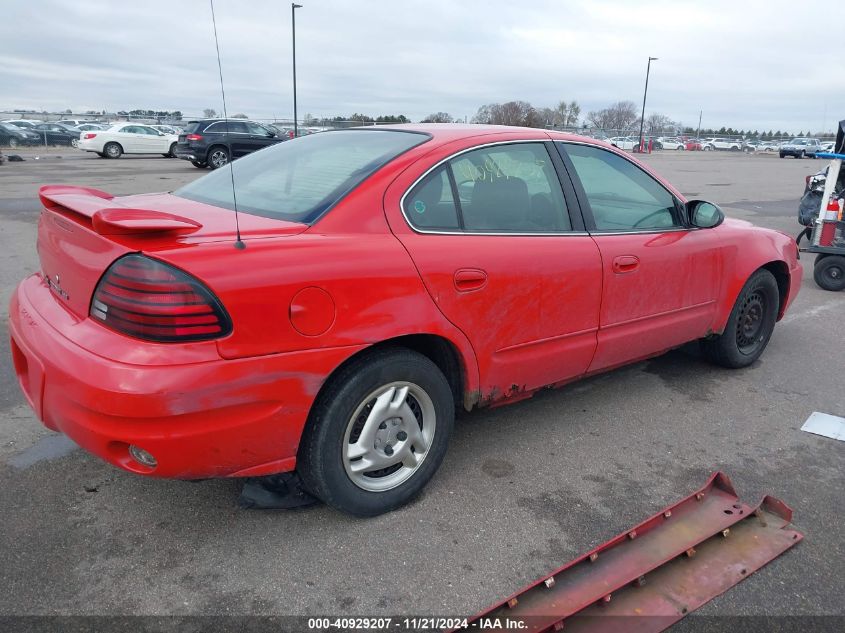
[2,0,843,132]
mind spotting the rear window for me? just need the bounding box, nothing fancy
[183,121,203,134]
[174,129,429,224]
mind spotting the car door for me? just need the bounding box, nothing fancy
[138,125,169,152]
[245,121,278,152]
[224,121,251,156]
[385,139,602,401]
[557,141,723,372]
[115,125,145,152]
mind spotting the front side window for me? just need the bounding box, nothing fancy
[404,143,571,233]
[246,122,270,135]
[561,143,680,231]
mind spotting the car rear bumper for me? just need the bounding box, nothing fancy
[174,144,206,162]
[9,274,364,479]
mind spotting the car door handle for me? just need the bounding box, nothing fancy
[454,268,488,292]
[612,255,640,274]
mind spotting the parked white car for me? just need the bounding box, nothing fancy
[77,123,179,158]
[702,137,741,151]
[657,137,685,150]
[609,136,637,150]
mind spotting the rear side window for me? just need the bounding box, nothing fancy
[174,130,429,224]
[403,167,460,230]
[404,142,571,233]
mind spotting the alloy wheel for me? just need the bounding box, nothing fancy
[342,382,436,492]
[210,149,228,168]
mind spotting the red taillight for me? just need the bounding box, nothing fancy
[84,133,97,139]
[186,134,203,141]
[90,255,231,342]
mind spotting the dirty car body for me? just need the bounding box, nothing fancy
[9,125,802,516]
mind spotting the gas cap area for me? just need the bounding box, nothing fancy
[289,287,336,336]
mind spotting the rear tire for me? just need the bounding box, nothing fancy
[298,348,454,517]
[814,255,845,291]
[207,146,229,169]
[798,150,805,159]
[168,142,177,158]
[103,142,122,159]
[8,138,17,148]
[700,269,779,368]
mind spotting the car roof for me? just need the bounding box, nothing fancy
[355,123,602,146]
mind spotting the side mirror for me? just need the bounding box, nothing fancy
[687,200,724,229]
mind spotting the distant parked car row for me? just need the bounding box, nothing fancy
[0,119,185,150]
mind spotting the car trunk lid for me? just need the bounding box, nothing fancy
[36,185,306,320]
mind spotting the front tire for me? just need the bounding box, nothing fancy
[298,348,454,517]
[814,255,845,291]
[103,142,122,159]
[700,269,779,368]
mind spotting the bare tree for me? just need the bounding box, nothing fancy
[553,100,581,128]
[537,107,557,127]
[203,108,217,118]
[473,101,540,127]
[421,112,454,123]
[587,101,639,133]
[645,113,674,135]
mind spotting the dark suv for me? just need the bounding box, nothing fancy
[174,119,283,168]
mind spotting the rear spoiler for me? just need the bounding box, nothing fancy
[38,185,202,235]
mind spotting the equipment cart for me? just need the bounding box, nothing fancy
[797,120,845,291]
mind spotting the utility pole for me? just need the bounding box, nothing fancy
[696,110,702,140]
[292,3,303,137]
[638,56,658,152]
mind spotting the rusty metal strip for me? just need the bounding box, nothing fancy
[561,496,802,633]
[463,474,802,633]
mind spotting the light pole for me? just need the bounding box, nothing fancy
[638,56,658,152]
[292,3,303,138]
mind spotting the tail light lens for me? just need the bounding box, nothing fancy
[90,255,231,342]
[83,133,97,139]
[186,134,203,141]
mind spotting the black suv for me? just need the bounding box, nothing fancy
[174,119,283,168]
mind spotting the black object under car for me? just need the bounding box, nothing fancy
[174,119,283,169]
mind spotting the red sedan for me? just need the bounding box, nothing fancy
[9,125,801,516]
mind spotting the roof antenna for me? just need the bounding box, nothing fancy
[209,0,245,250]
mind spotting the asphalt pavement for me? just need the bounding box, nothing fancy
[0,149,842,622]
